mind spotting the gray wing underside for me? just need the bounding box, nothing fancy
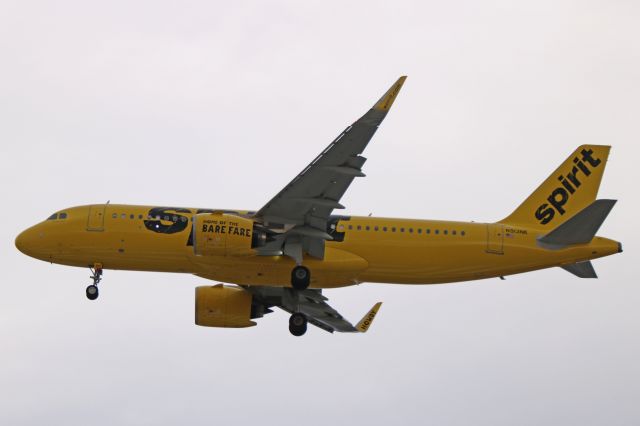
[246,286,359,333]
[254,77,407,262]
[256,112,379,228]
[561,261,598,278]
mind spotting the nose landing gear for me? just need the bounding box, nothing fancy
[86,264,103,301]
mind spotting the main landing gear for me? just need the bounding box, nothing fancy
[291,265,310,290]
[288,266,310,335]
[289,312,308,336]
[86,264,103,301]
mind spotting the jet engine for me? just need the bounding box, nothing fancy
[195,285,256,328]
[192,212,267,256]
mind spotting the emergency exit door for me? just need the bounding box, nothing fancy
[87,204,106,231]
[486,223,504,254]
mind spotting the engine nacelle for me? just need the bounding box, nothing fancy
[195,285,256,328]
[192,213,267,256]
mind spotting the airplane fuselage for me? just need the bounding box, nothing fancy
[16,204,621,288]
[13,76,623,336]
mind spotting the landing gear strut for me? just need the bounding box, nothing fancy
[289,312,307,336]
[86,264,103,300]
[291,265,310,290]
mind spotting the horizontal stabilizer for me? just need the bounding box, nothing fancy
[561,261,598,278]
[538,199,616,247]
[355,302,382,333]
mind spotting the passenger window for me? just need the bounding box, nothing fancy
[435,230,440,235]
[426,229,430,234]
[409,228,413,233]
[452,230,457,235]
[357,225,362,230]
[365,226,370,231]
[47,213,58,220]
[374,226,379,231]
[383,227,387,232]
[339,225,344,231]
[138,214,143,219]
[400,228,405,232]
[59,212,68,219]
[417,229,422,234]
[121,214,126,219]
[112,213,117,219]
[391,227,396,232]
[444,230,448,235]
[130,214,134,219]
[461,231,466,236]
[181,217,187,222]
[349,225,353,230]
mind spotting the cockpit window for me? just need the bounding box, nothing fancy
[47,213,58,220]
[59,212,68,219]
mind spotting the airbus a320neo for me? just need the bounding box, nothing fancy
[16,77,621,336]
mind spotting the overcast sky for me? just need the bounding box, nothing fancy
[1,1,639,425]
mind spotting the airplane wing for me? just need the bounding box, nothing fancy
[245,286,382,333]
[254,76,407,262]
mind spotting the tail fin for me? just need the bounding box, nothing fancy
[500,145,611,231]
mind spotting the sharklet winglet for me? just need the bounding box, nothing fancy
[355,302,382,333]
[372,76,407,112]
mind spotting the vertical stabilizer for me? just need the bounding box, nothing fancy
[500,145,610,231]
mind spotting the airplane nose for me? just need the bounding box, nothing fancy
[15,230,28,254]
[15,227,42,258]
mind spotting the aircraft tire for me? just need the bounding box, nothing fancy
[86,285,99,300]
[291,266,310,290]
[289,313,307,336]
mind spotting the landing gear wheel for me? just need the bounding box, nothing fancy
[291,266,310,290]
[289,313,308,336]
[86,264,103,300]
[86,285,99,300]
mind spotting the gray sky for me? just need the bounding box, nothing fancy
[1,1,639,425]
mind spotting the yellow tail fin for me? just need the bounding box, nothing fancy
[500,145,611,230]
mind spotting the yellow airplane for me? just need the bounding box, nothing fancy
[15,76,622,336]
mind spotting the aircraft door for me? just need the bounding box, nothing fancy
[87,204,107,231]
[486,223,504,254]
